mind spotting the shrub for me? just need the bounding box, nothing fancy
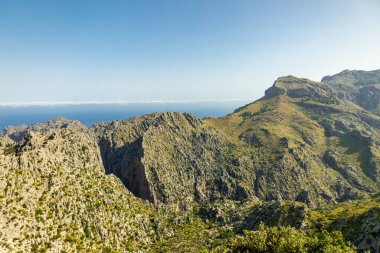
[212,224,355,253]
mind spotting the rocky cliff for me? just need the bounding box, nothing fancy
[91,112,255,210]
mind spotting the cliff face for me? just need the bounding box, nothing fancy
[92,112,254,210]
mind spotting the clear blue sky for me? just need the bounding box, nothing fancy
[0,0,379,103]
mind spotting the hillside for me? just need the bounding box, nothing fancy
[0,125,166,252]
[205,75,380,206]
[322,69,380,114]
[1,69,380,252]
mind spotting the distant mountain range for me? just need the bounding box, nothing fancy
[1,69,380,252]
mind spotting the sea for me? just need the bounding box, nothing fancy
[0,100,250,131]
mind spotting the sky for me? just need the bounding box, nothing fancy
[0,0,380,103]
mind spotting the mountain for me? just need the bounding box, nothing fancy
[1,69,380,252]
[322,69,380,114]
[206,75,380,205]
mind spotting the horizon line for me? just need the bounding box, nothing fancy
[0,99,250,107]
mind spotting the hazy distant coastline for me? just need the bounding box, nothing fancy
[0,100,248,131]
[0,99,249,107]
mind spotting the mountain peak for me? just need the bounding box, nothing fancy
[264,75,330,99]
[2,117,86,142]
[322,69,380,86]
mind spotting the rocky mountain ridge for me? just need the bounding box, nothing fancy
[322,69,380,114]
[2,69,380,252]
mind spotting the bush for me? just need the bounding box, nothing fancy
[212,224,355,253]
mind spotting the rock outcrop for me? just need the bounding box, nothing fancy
[265,76,332,98]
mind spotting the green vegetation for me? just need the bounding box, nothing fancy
[308,196,380,249]
[212,225,355,253]
[3,143,15,155]
[240,106,270,119]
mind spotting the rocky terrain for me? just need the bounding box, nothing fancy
[322,69,380,114]
[0,124,165,252]
[1,69,380,252]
